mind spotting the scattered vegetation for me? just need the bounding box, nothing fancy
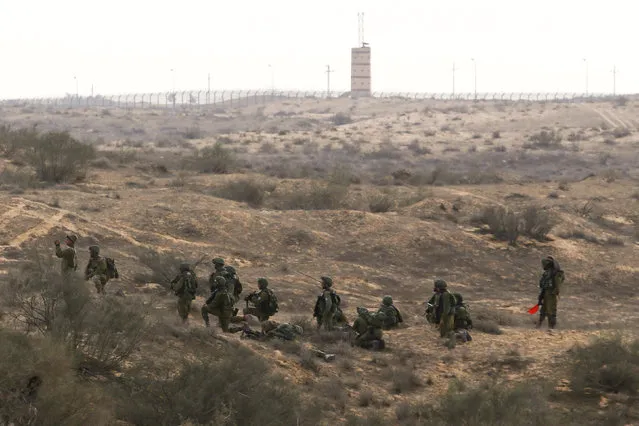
[212,178,276,207]
[191,142,235,174]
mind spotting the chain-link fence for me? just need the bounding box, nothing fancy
[0,90,623,109]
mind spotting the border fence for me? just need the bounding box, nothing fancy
[0,90,627,110]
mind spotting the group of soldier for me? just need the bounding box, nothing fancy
[54,234,119,294]
[54,234,565,350]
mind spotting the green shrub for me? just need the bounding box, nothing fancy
[193,142,235,173]
[213,178,276,207]
[26,131,95,183]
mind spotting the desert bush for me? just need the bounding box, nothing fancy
[476,206,520,244]
[490,348,533,370]
[407,139,432,155]
[134,248,206,290]
[0,330,115,426]
[0,166,39,189]
[369,193,395,213]
[472,319,502,335]
[388,364,422,394]
[492,130,501,139]
[358,390,375,407]
[183,126,202,139]
[570,335,639,395]
[612,127,631,138]
[331,112,352,126]
[213,178,276,207]
[115,345,322,426]
[524,130,562,149]
[2,251,148,370]
[284,229,315,246]
[402,381,552,425]
[520,206,554,241]
[274,182,348,210]
[17,130,95,183]
[557,228,600,244]
[192,142,235,174]
[0,124,39,157]
[615,96,629,107]
[89,156,113,169]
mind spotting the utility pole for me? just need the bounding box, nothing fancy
[326,65,334,98]
[74,76,78,99]
[207,73,211,103]
[583,58,588,96]
[612,65,617,96]
[91,84,94,97]
[452,62,457,97]
[471,58,477,101]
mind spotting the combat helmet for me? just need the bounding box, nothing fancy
[89,245,100,256]
[212,257,225,266]
[382,295,393,306]
[66,235,78,244]
[320,276,333,287]
[434,279,447,290]
[356,306,369,316]
[179,263,191,272]
[214,276,227,287]
[257,277,269,289]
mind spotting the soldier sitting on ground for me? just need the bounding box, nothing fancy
[54,234,78,276]
[352,307,386,350]
[377,295,403,329]
[201,276,234,332]
[170,263,198,323]
[243,277,278,322]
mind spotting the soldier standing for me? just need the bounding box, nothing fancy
[432,279,456,338]
[537,256,564,330]
[85,245,108,294]
[54,234,78,276]
[170,263,198,322]
[313,276,341,331]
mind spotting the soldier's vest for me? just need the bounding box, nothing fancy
[454,305,472,329]
[378,305,399,326]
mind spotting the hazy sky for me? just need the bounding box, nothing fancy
[0,0,635,98]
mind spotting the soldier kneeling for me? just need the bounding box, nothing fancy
[352,307,386,350]
[201,276,234,332]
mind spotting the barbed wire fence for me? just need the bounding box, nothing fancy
[0,89,627,110]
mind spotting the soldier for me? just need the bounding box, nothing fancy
[243,277,278,322]
[54,234,78,276]
[537,256,564,330]
[201,276,234,332]
[224,265,243,304]
[313,276,341,331]
[432,279,456,338]
[377,295,403,329]
[261,320,303,341]
[209,258,229,292]
[84,245,108,294]
[170,263,198,322]
[352,307,386,350]
[452,293,473,342]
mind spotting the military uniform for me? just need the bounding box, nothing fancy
[55,235,78,276]
[352,307,385,350]
[171,263,198,321]
[244,277,277,321]
[452,293,473,331]
[85,245,108,294]
[313,276,342,331]
[202,276,234,332]
[433,279,456,338]
[537,256,563,329]
[377,295,403,329]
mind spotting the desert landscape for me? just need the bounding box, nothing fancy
[1,96,639,425]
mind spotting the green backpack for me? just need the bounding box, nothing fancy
[265,290,279,316]
[105,257,119,280]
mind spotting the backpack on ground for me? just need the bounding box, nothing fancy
[105,257,119,280]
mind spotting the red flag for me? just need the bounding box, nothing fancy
[527,304,540,315]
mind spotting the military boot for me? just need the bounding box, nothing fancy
[548,316,557,329]
[536,314,545,329]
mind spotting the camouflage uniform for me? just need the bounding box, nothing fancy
[208,258,229,292]
[425,292,439,324]
[352,307,385,350]
[377,295,403,329]
[224,265,243,303]
[452,293,473,330]
[537,256,563,329]
[313,276,342,331]
[55,235,78,276]
[85,245,108,294]
[201,276,234,332]
[433,279,456,338]
[170,263,198,321]
[262,321,303,341]
[243,277,277,322]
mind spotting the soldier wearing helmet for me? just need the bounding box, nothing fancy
[85,245,108,294]
[377,295,403,329]
[201,276,234,331]
[352,306,386,350]
[54,234,78,276]
[170,263,198,322]
[313,276,344,331]
[432,279,456,338]
[243,277,278,321]
[537,255,564,330]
